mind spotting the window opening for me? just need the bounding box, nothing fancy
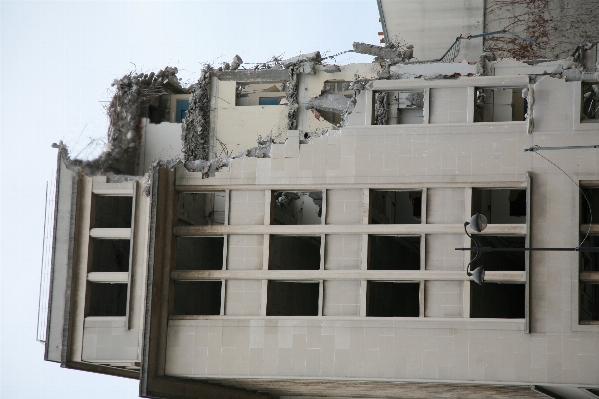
[172,281,222,315]
[175,237,224,270]
[374,90,425,125]
[580,283,599,321]
[581,187,599,225]
[272,191,322,225]
[580,235,599,272]
[88,283,128,316]
[269,235,321,270]
[368,235,420,270]
[90,239,131,273]
[471,188,526,224]
[266,281,319,316]
[470,282,525,318]
[470,236,525,271]
[369,190,422,224]
[236,82,287,106]
[366,281,420,317]
[93,195,133,228]
[582,83,599,121]
[474,87,527,122]
[175,99,190,123]
[178,192,226,225]
[309,81,352,125]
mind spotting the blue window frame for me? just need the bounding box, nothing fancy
[259,97,281,106]
[176,99,190,123]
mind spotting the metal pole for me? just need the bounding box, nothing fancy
[456,247,599,252]
[525,145,599,152]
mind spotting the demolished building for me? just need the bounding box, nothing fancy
[38,12,599,398]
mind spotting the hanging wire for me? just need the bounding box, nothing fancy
[529,145,592,248]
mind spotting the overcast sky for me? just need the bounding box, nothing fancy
[0,1,380,398]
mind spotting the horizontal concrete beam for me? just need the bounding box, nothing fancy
[87,272,129,283]
[171,270,526,282]
[175,181,528,191]
[173,224,526,236]
[89,228,131,239]
[580,271,599,283]
[216,69,290,82]
[370,75,529,90]
[580,225,599,234]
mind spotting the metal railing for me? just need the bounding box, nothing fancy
[408,30,536,64]
[36,180,56,343]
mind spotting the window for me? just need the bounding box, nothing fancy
[581,82,599,122]
[87,193,134,319]
[368,235,420,270]
[90,239,131,273]
[373,90,425,125]
[87,283,128,316]
[470,236,525,271]
[175,99,190,123]
[471,188,527,223]
[271,191,322,225]
[235,82,286,106]
[369,190,422,224]
[366,282,420,317]
[178,191,226,225]
[474,87,527,122]
[269,235,321,270]
[580,186,599,323]
[266,281,319,316]
[172,281,222,315]
[259,97,283,105]
[470,282,525,318]
[175,237,224,270]
[93,195,132,228]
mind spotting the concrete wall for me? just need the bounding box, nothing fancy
[165,74,599,388]
[379,0,484,62]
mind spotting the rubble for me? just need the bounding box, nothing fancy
[181,66,213,161]
[230,55,243,70]
[306,89,350,114]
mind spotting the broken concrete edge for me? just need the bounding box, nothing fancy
[51,141,152,196]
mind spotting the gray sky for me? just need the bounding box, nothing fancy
[0,1,379,397]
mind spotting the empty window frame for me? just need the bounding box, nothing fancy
[178,192,226,226]
[92,195,133,228]
[87,282,128,316]
[266,281,319,316]
[580,283,599,321]
[90,238,131,273]
[581,82,599,122]
[471,188,527,224]
[175,236,224,270]
[369,190,422,224]
[373,90,425,125]
[368,235,420,270]
[235,82,287,106]
[269,235,321,270]
[580,187,599,225]
[271,191,322,225]
[580,235,599,273]
[366,281,420,317]
[172,281,222,315]
[474,87,527,122]
[309,81,352,125]
[470,282,525,318]
[470,236,525,271]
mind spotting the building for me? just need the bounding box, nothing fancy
[39,10,599,399]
